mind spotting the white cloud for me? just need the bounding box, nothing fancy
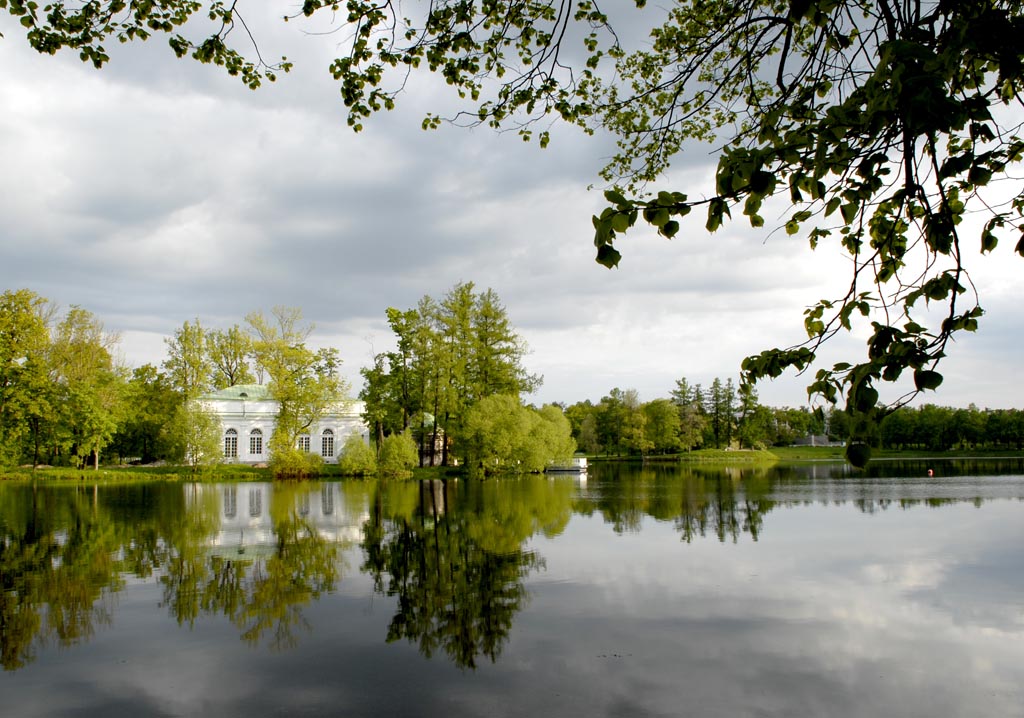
[1,14,1022,409]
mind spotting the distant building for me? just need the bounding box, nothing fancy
[202,384,369,464]
[792,434,844,447]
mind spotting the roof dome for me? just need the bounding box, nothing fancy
[203,384,273,401]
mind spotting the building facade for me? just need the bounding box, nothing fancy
[202,384,369,464]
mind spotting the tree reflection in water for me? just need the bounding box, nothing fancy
[2,463,1016,671]
[362,478,573,669]
[161,482,343,651]
[582,463,775,542]
[0,483,180,670]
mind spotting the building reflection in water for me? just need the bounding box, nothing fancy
[186,483,368,551]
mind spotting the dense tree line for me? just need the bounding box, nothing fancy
[564,378,846,457]
[879,405,1024,451]
[4,286,1023,471]
[565,380,1024,457]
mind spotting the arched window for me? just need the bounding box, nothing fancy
[224,429,238,459]
[298,434,311,453]
[321,428,334,458]
[250,428,263,456]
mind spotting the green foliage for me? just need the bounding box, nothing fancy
[267,443,324,479]
[460,395,575,474]
[164,399,222,472]
[378,432,418,476]
[0,289,51,467]
[338,433,377,476]
[247,307,348,469]
[845,442,872,469]
[206,325,255,389]
[49,306,126,469]
[109,364,180,463]
[163,319,212,399]
[2,0,290,87]
[361,283,540,467]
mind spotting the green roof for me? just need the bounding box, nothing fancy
[203,384,273,401]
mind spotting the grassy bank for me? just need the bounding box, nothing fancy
[0,462,458,482]
[594,449,779,464]
[768,445,1024,462]
[0,464,278,482]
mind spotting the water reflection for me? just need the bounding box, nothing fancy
[160,483,352,650]
[0,483,180,670]
[2,462,1024,676]
[362,478,571,668]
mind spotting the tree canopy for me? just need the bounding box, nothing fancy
[6,0,1024,434]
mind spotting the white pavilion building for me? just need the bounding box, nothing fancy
[202,384,369,464]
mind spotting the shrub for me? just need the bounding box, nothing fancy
[269,444,323,479]
[379,432,418,476]
[339,433,377,476]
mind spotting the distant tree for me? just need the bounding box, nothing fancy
[563,400,601,454]
[704,378,737,449]
[0,289,52,466]
[246,307,348,476]
[362,283,540,466]
[594,389,628,456]
[109,364,179,463]
[642,398,680,454]
[670,378,706,451]
[206,325,255,389]
[771,407,822,446]
[736,382,773,449]
[952,405,985,449]
[619,389,651,456]
[460,396,574,473]
[163,319,212,399]
[49,307,126,469]
[880,408,918,450]
[164,399,223,472]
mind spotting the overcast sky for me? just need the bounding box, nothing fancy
[1,6,1021,410]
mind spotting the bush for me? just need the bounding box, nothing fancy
[379,432,418,476]
[269,445,323,479]
[339,433,377,476]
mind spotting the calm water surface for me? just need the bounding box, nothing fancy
[2,460,1023,717]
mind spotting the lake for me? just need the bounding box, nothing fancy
[2,460,1023,717]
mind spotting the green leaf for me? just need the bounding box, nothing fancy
[604,189,628,206]
[610,212,630,233]
[981,228,998,253]
[852,384,878,412]
[913,369,943,391]
[595,244,621,268]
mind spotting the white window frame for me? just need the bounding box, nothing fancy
[224,429,238,459]
[250,429,263,456]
